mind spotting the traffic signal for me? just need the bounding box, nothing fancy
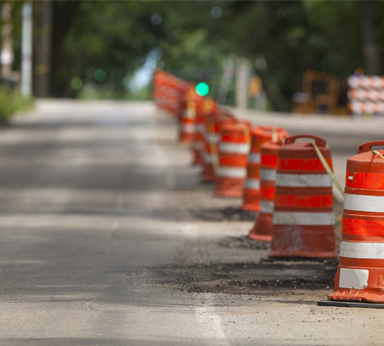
[196,82,209,96]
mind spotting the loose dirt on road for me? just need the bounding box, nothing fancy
[152,250,337,296]
[191,206,256,222]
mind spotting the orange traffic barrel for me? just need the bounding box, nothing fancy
[167,77,179,116]
[153,70,168,112]
[241,126,289,211]
[214,120,251,198]
[191,97,206,165]
[176,81,190,124]
[201,112,220,182]
[201,113,236,182]
[248,140,283,241]
[155,72,179,116]
[268,134,338,258]
[179,88,197,144]
[328,141,384,303]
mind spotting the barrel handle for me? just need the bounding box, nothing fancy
[258,125,274,131]
[358,141,384,153]
[258,125,284,132]
[284,134,326,147]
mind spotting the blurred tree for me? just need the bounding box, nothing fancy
[50,1,162,97]
[361,0,379,74]
[50,1,82,95]
[33,0,52,97]
[5,0,384,108]
[48,1,229,99]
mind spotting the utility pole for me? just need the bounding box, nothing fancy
[216,57,234,105]
[236,57,248,110]
[21,2,32,97]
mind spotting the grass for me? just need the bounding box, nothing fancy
[0,86,34,125]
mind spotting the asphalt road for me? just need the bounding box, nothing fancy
[0,100,382,346]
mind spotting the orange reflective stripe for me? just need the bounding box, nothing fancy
[274,194,334,209]
[278,158,333,171]
[260,186,275,200]
[219,155,248,166]
[221,134,247,143]
[261,154,278,167]
[346,171,384,189]
[342,217,384,236]
[339,257,384,268]
[246,165,260,177]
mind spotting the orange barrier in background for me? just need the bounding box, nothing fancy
[248,140,284,241]
[178,88,198,144]
[191,95,206,164]
[153,70,182,117]
[201,109,236,182]
[214,120,251,198]
[241,126,289,211]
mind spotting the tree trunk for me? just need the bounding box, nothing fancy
[33,0,52,97]
[50,1,82,97]
[362,0,380,75]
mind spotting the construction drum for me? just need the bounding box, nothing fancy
[241,126,289,211]
[248,140,284,241]
[268,134,338,258]
[214,120,251,198]
[191,96,206,165]
[179,88,197,144]
[201,112,235,182]
[329,141,384,303]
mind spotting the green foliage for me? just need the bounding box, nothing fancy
[219,0,383,110]
[7,0,384,110]
[0,86,34,125]
[47,1,230,100]
[50,1,163,98]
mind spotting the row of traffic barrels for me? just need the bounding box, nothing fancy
[153,70,384,305]
[179,97,336,259]
[153,69,190,117]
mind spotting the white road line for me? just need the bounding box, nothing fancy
[194,294,230,345]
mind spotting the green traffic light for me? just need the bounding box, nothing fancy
[196,82,209,96]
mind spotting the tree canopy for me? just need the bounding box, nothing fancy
[7,0,384,110]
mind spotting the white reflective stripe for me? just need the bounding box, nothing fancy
[205,133,219,144]
[272,212,335,225]
[203,152,217,163]
[196,124,205,133]
[248,153,260,164]
[344,193,384,213]
[182,124,195,133]
[217,167,247,178]
[193,141,203,150]
[340,241,384,259]
[184,109,196,119]
[260,201,274,213]
[260,168,276,182]
[339,268,369,289]
[219,143,250,154]
[276,173,332,187]
[244,178,260,190]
